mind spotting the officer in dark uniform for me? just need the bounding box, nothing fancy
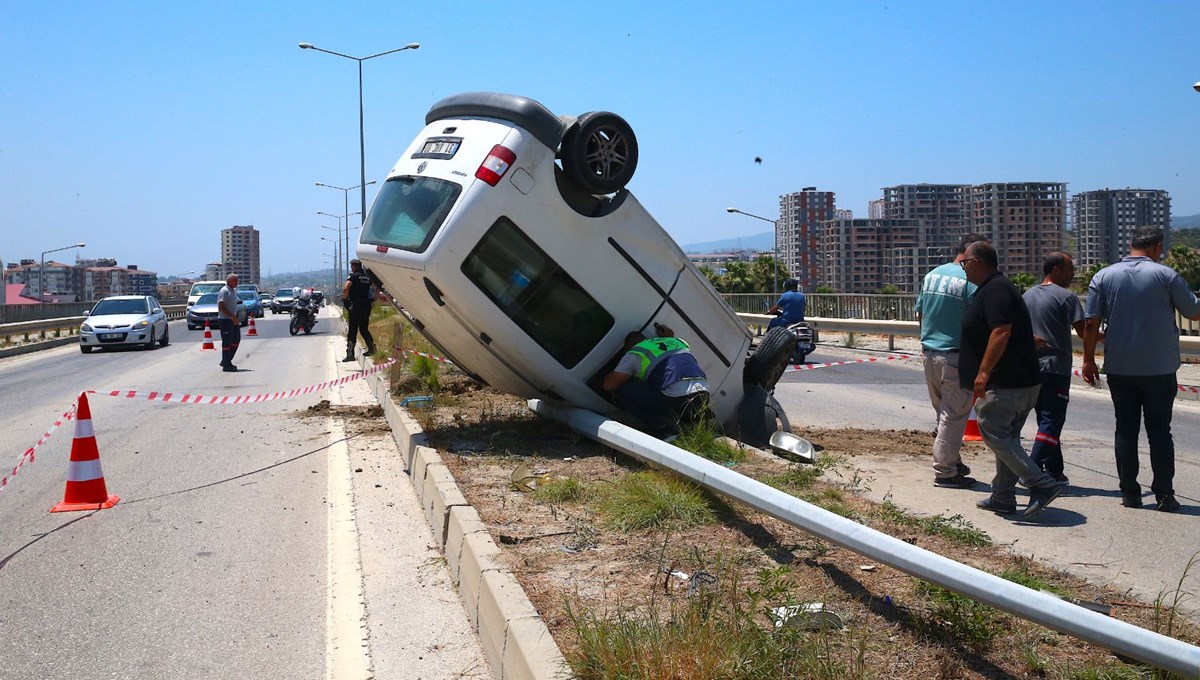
[342,259,376,362]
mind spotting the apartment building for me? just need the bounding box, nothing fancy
[821,218,923,293]
[778,188,837,291]
[963,182,1067,276]
[1071,189,1171,269]
[221,225,261,285]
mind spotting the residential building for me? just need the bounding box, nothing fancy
[821,218,923,293]
[963,182,1067,276]
[221,225,261,285]
[125,266,159,296]
[1071,189,1171,269]
[778,188,837,291]
[868,199,887,220]
[204,262,224,280]
[77,266,129,302]
[29,260,77,301]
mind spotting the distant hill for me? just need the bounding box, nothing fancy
[1173,214,1200,230]
[681,231,774,254]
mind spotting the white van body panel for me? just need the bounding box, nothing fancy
[360,99,751,429]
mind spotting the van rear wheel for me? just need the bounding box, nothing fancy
[560,111,638,195]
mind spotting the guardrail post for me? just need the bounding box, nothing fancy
[888,334,895,351]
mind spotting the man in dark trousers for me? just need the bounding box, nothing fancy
[217,273,241,372]
[959,241,1062,517]
[1023,251,1086,483]
[1083,227,1200,512]
[342,259,376,362]
[602,322,710,437]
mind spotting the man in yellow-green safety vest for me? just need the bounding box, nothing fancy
[602,322,711,437]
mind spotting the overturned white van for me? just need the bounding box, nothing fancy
[357,93,788,441]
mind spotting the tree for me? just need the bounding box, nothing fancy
[1165,245,1200,290]
[1075,262,1107,293]
[698,265,723,292]
[813,285,835,294]
[877,284,899,295]
[750,255,789,294]
[721,261,755,294]
[1009,272,1037,293]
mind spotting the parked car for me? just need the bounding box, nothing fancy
[260,292,275,308]
[80,295,169,353]
[238,290,265,318]
[271,288,296,314]
[187,293,247,329]
[358,92,785,439]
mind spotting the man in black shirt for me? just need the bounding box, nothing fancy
[959,241,1062,517]
[342,259,377,362]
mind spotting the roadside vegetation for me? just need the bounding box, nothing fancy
[383,316,1200,679]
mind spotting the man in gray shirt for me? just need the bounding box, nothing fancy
[217,273,242,373]
[1023,252,1085,484]
[1082,227,1200,512]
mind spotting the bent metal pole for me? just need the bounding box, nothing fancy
[528,399,1200,679]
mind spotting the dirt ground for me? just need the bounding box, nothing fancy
[385,364,1198,679]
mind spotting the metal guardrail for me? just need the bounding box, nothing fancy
[0,305,188,343]
[738,313,1200,359]
[530,399,1200,678]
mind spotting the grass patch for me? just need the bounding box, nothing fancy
[874,500,991,547]
[533,477,593,504]
[763,456,839,494]
[911,580,1003,652]
[566,565,868,680]
[672,419,748,465]
[998,559,1062,595]
[597,471,716,532]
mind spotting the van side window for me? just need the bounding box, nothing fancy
[360,176,462,253]
[462,217,614,369]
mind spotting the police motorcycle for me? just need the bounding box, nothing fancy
[289,287,319,335]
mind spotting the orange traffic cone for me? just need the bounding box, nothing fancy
[51,392,119,513]
[246,315,258,337]
[201,319,216,351]
[963,402,984,442]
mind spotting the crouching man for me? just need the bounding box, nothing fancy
[602,323,711,437]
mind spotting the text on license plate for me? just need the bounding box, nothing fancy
[100,333,122,340]
[416,136,462,159]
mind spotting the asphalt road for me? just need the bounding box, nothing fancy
[774,345,1200,615]
[0,309,486,679]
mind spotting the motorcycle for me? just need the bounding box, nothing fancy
[289,296,318,335]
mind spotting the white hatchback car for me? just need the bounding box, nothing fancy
[80,295,169,353]
[358,93,786,441]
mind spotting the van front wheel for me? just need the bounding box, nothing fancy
[560,111,638,195]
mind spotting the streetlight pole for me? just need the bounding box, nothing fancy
[40,242,86,304]
[317,181,374,276]
[299,41,419,226]
[319,226,340,286]
[727,207,780,297]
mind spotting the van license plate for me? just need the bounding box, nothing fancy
[414,136,462,160]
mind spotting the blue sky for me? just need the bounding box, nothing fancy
[3,1,1198,278]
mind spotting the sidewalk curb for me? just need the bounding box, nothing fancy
[0,335,76,358]
[358,354,571,680]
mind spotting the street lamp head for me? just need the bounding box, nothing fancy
[299,42,313,49]
[726,207,739,213]
[405,42,420,50]
[75,242,86,248]
[1194,81,1200,92]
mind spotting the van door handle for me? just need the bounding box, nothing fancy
[423,278,445,306]
[480,332,492,346]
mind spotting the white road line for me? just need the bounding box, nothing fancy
[326,335,372,680]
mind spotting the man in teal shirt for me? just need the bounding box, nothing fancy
[915,234,988,488]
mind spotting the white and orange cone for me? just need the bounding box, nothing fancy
[51,392,119,513]
[246,315,258,337]
[200,318,216,351]
[963,403,984,442]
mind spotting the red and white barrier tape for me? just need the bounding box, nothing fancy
[784,354,921,372]
[396,347,456,365]
[1068,369,1200,396]
[1,405,77,495]
[90,358,397,404]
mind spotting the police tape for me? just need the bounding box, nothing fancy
[1,405,77,495]
[396,347,456,365]
[3,359,397,497]
[1068,369,1200,397]
[784,354,922,372]
[90,358,397,404]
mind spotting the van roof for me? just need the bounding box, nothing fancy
[426,92,564,150]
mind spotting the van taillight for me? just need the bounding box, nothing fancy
[476,145,516,186]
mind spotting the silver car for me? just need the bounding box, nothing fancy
[80,295,170,353]
[187,293,247,329]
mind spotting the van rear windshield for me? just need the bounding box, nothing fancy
[360,175,462,253]
[462,217,613,369]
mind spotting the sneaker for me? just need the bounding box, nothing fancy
[1024,485,1062,517]
[934,474,979,489]
[222,365,237,373]
[341,355,356,363]
[957,462,971,477]
[976,497,1017,515]
[1052,473,1069,485]
[1121,494,1144,509]
[1156,495,1181,513]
